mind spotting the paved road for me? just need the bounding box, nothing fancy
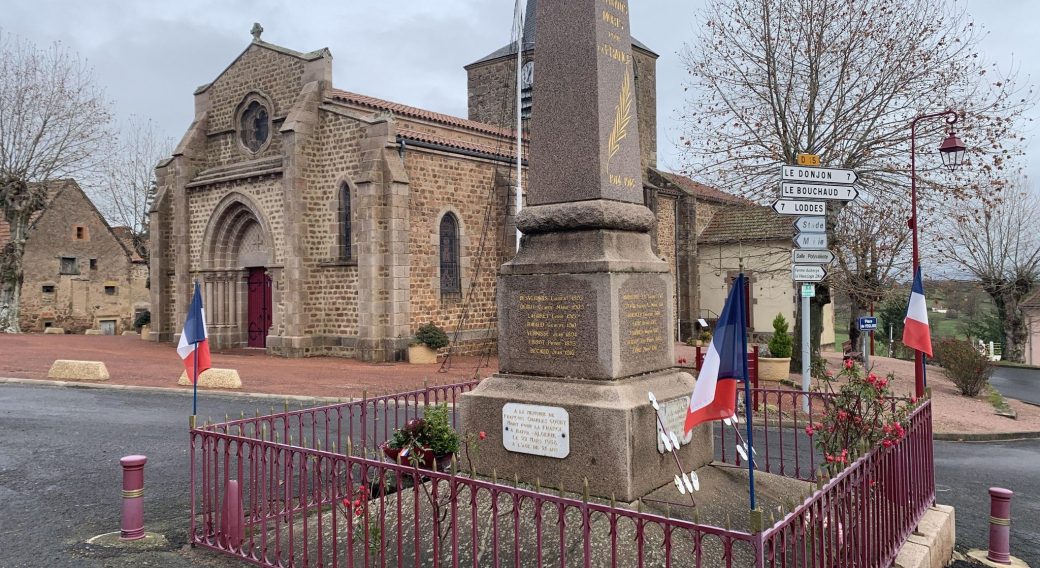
[0,383,286,567]
[990,366,1040,406]
[934,439,1040,564]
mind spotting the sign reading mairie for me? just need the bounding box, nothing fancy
[527,0,642,206]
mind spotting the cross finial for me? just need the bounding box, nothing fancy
[251,23,263,41]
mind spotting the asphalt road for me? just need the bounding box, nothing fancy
[990,365,1040,406]
[0,383,284,567]
[934,438,1040,565]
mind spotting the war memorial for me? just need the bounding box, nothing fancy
[183,1,948,566]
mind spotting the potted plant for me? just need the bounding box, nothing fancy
[760,313,792,382]
[382,403,459,470]
[697,330,713,347]
[408,323,449,364]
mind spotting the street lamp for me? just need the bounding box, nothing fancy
[909,110,966,397]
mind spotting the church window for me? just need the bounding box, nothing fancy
[239,100,270,153]
[340,183,352,260]
[439,213,461,295]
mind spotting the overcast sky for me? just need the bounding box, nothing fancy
[3,0,1037,184]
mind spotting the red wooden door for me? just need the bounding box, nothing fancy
[247,268,272,348]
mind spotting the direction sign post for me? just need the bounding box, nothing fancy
[772,199,827,216]
[793,216,827,233]
[781,166,859,184]
[792,265,827,282]
[858,317,877,370]
[781,182,859,201]
[791,249,835,264]
[793,233,828,250]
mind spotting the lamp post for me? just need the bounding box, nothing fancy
[909,110,967,397]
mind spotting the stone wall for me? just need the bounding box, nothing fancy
[632,49,657,171]
[19,182,147,334]
[404,147,508,355]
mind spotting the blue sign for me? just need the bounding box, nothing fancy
[858,317,878,331]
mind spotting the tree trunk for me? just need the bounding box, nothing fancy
[1000,289,1029,363]
[848,303,864,354]
[0,213,28,333]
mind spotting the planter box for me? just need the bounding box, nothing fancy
[408,344,438,364]
[758,357,791,382]
[381,443,453,471]
[141,325,150,341]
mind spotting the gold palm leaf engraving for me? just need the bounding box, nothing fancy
[607,71,634,172]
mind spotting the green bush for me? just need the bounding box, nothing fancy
[767,313,792,358]
[133,310,151,329]
[932,338,994,397]
[698,331,713,342]
[414,323,449,350]
[386,402,459,456]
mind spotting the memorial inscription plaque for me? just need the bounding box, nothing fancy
[502,403,570,459]
[655,396,694,454]
[500,276,598,377]
[618,276,671,373]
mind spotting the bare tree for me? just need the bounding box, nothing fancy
[678,0,1035,363]
[0,32,113,332]
[935,178,1040,363]
[91,116,174,259]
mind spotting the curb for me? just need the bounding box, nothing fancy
[0,377,360,404]
[933,430,1040,442]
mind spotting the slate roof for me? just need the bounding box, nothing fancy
[397,129,524,161]
[1023,289,1040,310]
[467,0,657,67]
[328,89,523,139]
[698,205,794,245]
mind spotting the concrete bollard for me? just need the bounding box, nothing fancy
[120,455,147,541]
[987,487,1013,564]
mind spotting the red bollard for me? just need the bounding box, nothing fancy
[987,487,1013,564]
[120,455,147,540]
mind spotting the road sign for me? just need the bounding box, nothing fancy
[801,284,816,298]
[794,216,826,233]
[792,265,827,282]
[781,182,859,201]
[792,249,835,264]
[772,199,826,216]
[781,166,858,185]
[858,317,878,331]
[798,154,821,166]
[793,232,828,250]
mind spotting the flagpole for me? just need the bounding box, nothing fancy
[741,273,756,512]
[193,346,198,416]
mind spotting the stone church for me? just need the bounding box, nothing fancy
[149,5,740,361]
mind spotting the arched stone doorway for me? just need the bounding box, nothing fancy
[200,193,276,349]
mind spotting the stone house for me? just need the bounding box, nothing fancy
[0,179,149,334]
[698,205,835,346]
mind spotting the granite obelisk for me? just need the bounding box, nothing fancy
[460,0,710,501]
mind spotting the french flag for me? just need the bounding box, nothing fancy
[902,268,932,357]
[685,274,747,435]
[176,281,211,382]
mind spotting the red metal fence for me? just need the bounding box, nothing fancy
[190,380,934,567]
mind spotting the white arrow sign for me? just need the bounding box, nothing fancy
[794,216,827,233]
[772,199,827,216]
[781,182,859,201]
[793,233,828,250]
[781,166,858,184]
[792,249,836,265]
[792,265,828,282]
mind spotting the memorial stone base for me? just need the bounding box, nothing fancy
[460,369,712,502]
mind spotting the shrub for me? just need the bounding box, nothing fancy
[414,323,449,350]
[767,313,792,358]
[386,402,459,456]
[133,310,151,329]
[932,338,994,397]
[698,331,713,343]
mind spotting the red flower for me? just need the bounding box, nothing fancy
[826,455,835,463]
[826,371,833,376]
[910,397,917,404]
[354,506,364,517]
[867,374,877,384]
[342,498,350,507]
[479,431,486,440]
[805,425,814,436]
[882,440,893,448]
[877,378,887,388]
[844,359,853,370]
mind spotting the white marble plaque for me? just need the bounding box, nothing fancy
[656,396,694,454]
[502,403,570,459]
